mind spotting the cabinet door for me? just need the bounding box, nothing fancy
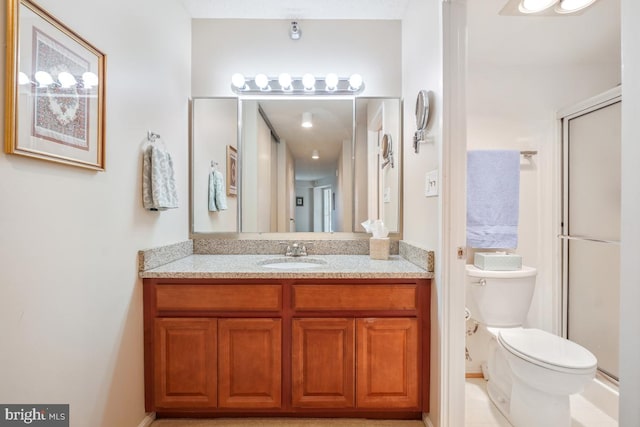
[218,318,282,408]
[292,318,355,408]
[356,318,419,408]
[154,318,217,408]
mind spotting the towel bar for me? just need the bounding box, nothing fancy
[520,150,537,159]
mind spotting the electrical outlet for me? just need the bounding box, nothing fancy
[425,170,438,197]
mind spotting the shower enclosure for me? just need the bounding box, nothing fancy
[560,87,621,382]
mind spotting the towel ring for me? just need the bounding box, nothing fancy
[147,130,161,142]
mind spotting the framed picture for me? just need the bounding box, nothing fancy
[4,0,106,170]
[226,145,238,196]
[296,197,304,207]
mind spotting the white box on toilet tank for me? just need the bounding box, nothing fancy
[474,252,522,271]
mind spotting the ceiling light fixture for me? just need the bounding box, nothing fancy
[230,74,365,95]
[290,21,301,40]
[311,149,319,159]
[556,0,597,13]
[302,112,313,128]
[500,0,600,15]
[519,0,557,13]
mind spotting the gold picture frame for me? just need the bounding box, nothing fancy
[226,145,237,196]
[4,0,106,170]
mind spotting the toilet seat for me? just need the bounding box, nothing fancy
[498,328,597,374]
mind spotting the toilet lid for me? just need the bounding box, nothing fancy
[498,328,597,372]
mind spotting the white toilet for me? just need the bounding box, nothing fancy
[466,264,597,427]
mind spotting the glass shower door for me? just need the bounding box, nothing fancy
[562,97,621,381]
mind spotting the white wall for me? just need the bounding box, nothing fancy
[192,19,401,97]
[192,98,238,233]
[337,138,353,232]
[0,1,191,427]
[257,115,273,232]
[241,102,275,232]
[402,8,442,251]
[277,140,295,232]
[619,0,640,422]
[382,100,401,233]
[354,109,369,228]
[402,0,444,424]
[294,183,314,232]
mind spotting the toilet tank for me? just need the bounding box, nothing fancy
[465,264,537,327]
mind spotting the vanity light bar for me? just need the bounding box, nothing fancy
[22,70,99,89]
[230,73,365,95]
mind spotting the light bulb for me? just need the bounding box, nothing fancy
[278,73,292,90]
[255,74,270,90]
[311,149,319,159]
[302,73,316,91]
[348,74,363,91]
[325,73,339,91]
[18,72,30,85]
[519,0,557,13]
[556,0,597,13]
[34,71,54,87]
[58,71,77,88]
[231,73,246,89]
[82,72,98,89]
[302,112,313,128]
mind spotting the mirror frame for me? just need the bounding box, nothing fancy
[189,96,403,240]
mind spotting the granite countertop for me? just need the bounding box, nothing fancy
[140,254,432,279]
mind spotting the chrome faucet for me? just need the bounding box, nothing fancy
[285,242,307,257]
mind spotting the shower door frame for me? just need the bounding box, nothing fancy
[558,86,621,383]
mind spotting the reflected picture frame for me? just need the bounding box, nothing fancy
[4,0,106,170]
[226,145,237,196]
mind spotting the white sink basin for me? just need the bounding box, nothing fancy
[259,258,327,269]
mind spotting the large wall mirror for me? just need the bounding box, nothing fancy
[190,97,401,237]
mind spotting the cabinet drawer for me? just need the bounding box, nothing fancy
[292,284,417,311]
[156,284,282,311]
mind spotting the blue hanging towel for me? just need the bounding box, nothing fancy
[467,150,520,249]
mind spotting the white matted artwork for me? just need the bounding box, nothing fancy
[5,0,106,170]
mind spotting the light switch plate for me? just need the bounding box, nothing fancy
[383,187,391,203]
[425,170,438,197]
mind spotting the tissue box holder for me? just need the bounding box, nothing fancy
[370,238,390,260]
[474,252,522,271]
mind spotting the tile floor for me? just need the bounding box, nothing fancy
[465,378,618,427]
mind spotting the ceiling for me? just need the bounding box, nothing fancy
[179,0,410,20]
[258,99,353,182]
[179,0,620,67]
[468,0,620,67]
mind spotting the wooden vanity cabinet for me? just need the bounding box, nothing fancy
[356,318,419,408]
[292,318,355,408]
[144,278,430,418]
[218,318,282,409]
[154,318,217,409]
